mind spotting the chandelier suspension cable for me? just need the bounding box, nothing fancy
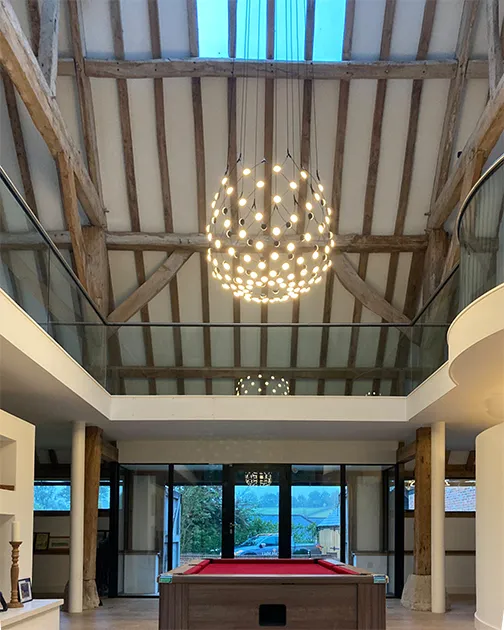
[206,0,334,305]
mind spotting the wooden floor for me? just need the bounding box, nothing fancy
[60,596,476,629]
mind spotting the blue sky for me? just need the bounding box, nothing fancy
[196,0,345,61]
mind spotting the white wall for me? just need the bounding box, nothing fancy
[31,514,109,596]
[0,410,35,595]
[118,439,398,464]
[404,514,476,595]
[476,423,504,630]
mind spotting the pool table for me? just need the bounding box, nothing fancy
[158,558,387,629]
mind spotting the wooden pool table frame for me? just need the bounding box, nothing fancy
[158,559,386,630]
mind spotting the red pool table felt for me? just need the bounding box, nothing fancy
[183,558,360,576]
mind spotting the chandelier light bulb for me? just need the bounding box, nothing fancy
[207,157,333,304]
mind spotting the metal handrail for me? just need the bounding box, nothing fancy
[0,165,108,324]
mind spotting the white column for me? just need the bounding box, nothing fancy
[431,421,446,613]
[69,421,85,614]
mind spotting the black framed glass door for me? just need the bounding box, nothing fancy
[222,465,291,558]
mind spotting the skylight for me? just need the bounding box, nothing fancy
[196,0,345,62]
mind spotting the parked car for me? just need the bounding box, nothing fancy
[234,534,322,557]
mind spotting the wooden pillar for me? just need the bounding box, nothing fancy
[414,427,431,576]
[83,425,102,609]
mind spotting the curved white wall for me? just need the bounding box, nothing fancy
[476,423,504,630]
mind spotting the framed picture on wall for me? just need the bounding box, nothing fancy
[48,536,70,550]
[18,578,33,604]
[33,532,50,551]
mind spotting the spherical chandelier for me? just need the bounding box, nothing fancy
[245,471,273,487]
[206,157,334,304]
[206,0,334,305]
[235,374,290,396]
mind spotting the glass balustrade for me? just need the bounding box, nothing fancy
[2,150,504,396]
[458,154,504,311]
[0,167,108,386]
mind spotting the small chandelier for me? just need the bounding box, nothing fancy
[235,374,290,396]
[245,471,273,487]
[207,157,334,304]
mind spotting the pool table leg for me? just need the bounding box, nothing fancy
[357,583,386,630]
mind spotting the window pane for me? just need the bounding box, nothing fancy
[291,465,340,559]
[34,482,71,511]
[34,481,111,511]
[404,479,476,512]
[173,465,223,567]
[313,0,345,61]
[197,0,228,57]
[237,0,267,59]
[275,0,306,61]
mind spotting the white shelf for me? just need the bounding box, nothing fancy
[0,599,63,627]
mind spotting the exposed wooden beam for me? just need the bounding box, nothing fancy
[486,0,503,97]
[27,0,40,55]
[38,0,60,95]
[397,441,416,464]
[111,365,420,380]
[229,0,237,59]
[186,0,199,57]
[76,58,488,80]
[2,74,39,215]
[110,0,156,391]
[414,427,431,576]
[376,0,437,394]
[84,425,102,609]
[466,450,476,469]
[345,0,397,394]
[56,151,88,288]
[319,0,354,396]
[0,0,106,227]
[0,231,429,253]
[146,0,181,394]
[428,71,504,230]
[446,464,475,479]
[423,228,449,300]
[331,252,411,325]
[440,149,486,283]
[101,440,118,463]
[191,76,212,394]
[108,250,192,323]
[430,0,480,207]
[317,271,335,395]
[82,226,109,315]
[67,0,102,198]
